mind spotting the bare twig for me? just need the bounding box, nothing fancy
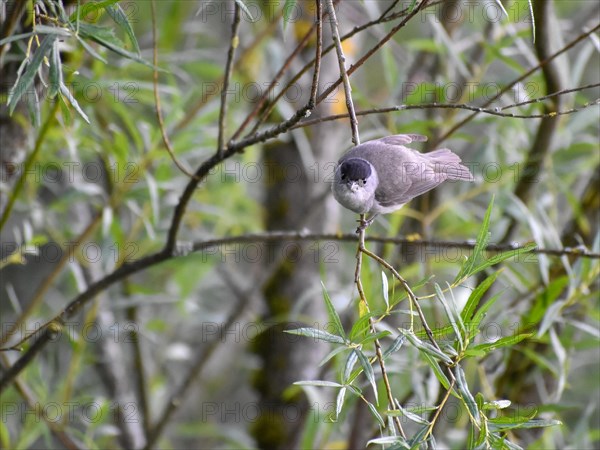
[218,3,241,155]
[355,216,405,437]
[433,23,600,146]
[316,0,431,104]
[151,0,197,179]
[326,0,360,144]
[291,95,600,129]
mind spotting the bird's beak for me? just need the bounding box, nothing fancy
[350,182,359,192]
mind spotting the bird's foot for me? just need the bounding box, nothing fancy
[355,215,377,234]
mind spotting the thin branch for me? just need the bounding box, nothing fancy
[433,23,600,146]
[326,0,360,144]
[355,217,405,437]
[316,0,431,104]
[228,0,324,143]
[218,3,241,155]
[501,82,600,110]
[151,0,197,179]
[253,0,438,134]
[292,94,600,130]
[310,0,323,107]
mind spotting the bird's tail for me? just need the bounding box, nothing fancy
[427,149,474,181]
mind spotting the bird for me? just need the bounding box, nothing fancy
[332,134,473,226]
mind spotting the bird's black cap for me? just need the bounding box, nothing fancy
[340,158,371,181]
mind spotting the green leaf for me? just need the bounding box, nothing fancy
[386,406,430,425]
[381,271,389,309]
[319,345,350,367]
[488,418,562,432]
[59,82,91,124]
[454,196,494,283]
[435,283,464,349]
[48,39,62,99]
[469,333,533,354]
[401,330,453,365]
[348,311,376,341]
[343,350,358,383]
[68,0,121,22]
[106,4,141,54]
[355,349,378,404]
[357,330,391,347]
[294,380,343,388]
[285,327,345,344]
[455,366,479,425]
[461,272,500,322]
[422,353,451,391]
[78,23,154,68]
[469,243,537,277]
[335,387,346,419]
[367,402,385,428]
[8,34,56,115]
[321,281,345,339]
[382,335,406,359]
[75,34,108,63]
[467,290,504,338]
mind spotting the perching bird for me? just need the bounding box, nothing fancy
[332,134,473,224]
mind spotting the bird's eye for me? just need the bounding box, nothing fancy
[341,174,346,180]
[362,179,366,183]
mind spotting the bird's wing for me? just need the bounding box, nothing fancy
[377,134,428,146]
[340,139,448,207]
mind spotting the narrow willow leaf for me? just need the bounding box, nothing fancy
[348,311,376,341]
[469,243,537,277]
[59,82,91,123]
[48,39,62,99]
[106,4,141,54]
[422,353,451,391]
[455,366,479,425]
[367,436,409,447]
[488,418,562,432]
[366,402,385,428]
[461,271,500,322]
[0,31,36,46]
[357,330,391,347]
[294,380,343,388]
[335,387,346,419]
[469,333,532,354]
[402,330,453,365]
[355,349,378,404]
[78,23,154,68]
[75,34,108,63]
[483,399,511,410]
[382,335,406,359]
[454,196,494,283]
[8,35,56,115]
[285,327,345,344]
[68,0,120,22]
[319,345,350,367]
[321,281,345,338]
[25,83,40,128]
[468,290,504,337]
[382,271,389,309]
[386,406,430,425]
[435,283,463,349]
[343,350,358,383]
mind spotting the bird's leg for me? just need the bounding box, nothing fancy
[355,214,378,234]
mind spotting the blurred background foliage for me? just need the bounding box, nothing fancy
[0,1,599,449]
